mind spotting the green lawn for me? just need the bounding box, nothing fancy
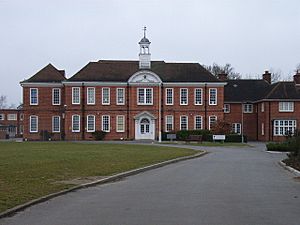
[0,142,196,213]
[162,141,251,147]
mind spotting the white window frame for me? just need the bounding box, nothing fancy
[194,115,203,130]
[165,115,174,132]
[180,115,188,130]
[102,87,110,105]
[243,104,253,113]
[261,103,265,112]
[165,88,174,105]
[274,120,297,136]
[279,102,294,112]
[116,115,125,132]
[209,88,217,105]
[52,88,61,105]
[52,116,61,133]
[209,115,217,130]
[232,123,241,134]
[30,88,38,105]
[30,115,38,133]
[72,87,80,105]
[224,104,230,113]
[7,114,17,121]
[72,115,80,132]
[87,115,95,132]
[261,123,265,136]
[180,88,188,105]
[194,88,203,105]
[116,88,125,105]
[20,113,24,121]
[0,114,4,120]
[102,115,110,132]
[87,87,95,105]
[137,88,153,105]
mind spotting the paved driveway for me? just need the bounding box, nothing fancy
[1,142,300,225]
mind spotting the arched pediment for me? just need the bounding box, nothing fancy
[128,70,162,83]
[133,111,157,120]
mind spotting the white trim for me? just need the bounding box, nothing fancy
[52,116,61,133]
[180,88,188,105]
[86,115,95,132]
[261,123,265,136]
[165,88,174,105]
[224,104,230,113]
[29,115,38,133]
[102,115,110,132]
[243,104,253,113]
[116,115,125,132]
[72,115,80,132]
[7,114,17,121]
[21,82,63,87]
[128,70,162,83]
[137,88,153,105]
[62,81,127,86]
[194,88,203,105]
[232,123,241,134]
[279,101,294,112]
[163,82,227,87]
[52,88,61,105]
[209,88,217,105]
[72,87,80,105]
[165,115,174,132]
[180,115,188,130]
[30,88,38,105]
[0,114,4,120]
[87,87,96,105]
[102,87,110,105]
[116,88,125,105]
[194,115,203,130]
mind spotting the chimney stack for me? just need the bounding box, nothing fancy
[218,73,228,81]
[294,70,300,85]
[263,70,271,84]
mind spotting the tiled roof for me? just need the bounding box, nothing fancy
[224,79,270,102]
[23,64,66,83]
[68,60,219,82]
[265,82,300,99]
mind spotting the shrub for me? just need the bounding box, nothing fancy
[39,130,53,141]
[225,134,247,143]
[266,142,290,152]
[176,130,212,141]
[92,131,107,140]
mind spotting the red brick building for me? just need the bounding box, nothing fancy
[18,33,300,142]
[0,108,23,139]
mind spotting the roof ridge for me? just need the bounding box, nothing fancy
[265,82,281,99]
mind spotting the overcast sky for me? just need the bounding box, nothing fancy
[0,0,300,105]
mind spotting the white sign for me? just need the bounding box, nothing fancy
[213,135,226,141]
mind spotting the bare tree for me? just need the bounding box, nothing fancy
[296,63,300,72]
[269,68,283,83]
[0,95,7,109]
[204,63,241,80]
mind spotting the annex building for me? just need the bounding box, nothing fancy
[13,32,300,142]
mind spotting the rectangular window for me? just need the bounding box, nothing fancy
[194,116,202,130]
[279,102,294,112]
[165,115,174,132]
[274,120,297,136]
[0,114,4,120]
[30,88,38,105]
[137,88,153,105]
[261,123,265,136]
[7,114,17,121]
[180,116,188,130]
[209,88,217,105]
[52,116,60,132]
[116,115,125,132]
[243,104,253,113]
[166,88,174,105]
[87,115,95,132]
[180,88,188,105]
[232,123,241,134]
[72,115,80,132]
[87,87,95,105]
[52,88,61,105]
[224,104,230,113]
[209,115,217,130]
[194,88,203,105]
[72,87,80,104]
[30,115,38,133]
[102,87,110,105]
[261,103,265,112]
[102,115,110,132]
[116,88,125,105]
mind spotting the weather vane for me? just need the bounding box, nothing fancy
[143,26,147,38]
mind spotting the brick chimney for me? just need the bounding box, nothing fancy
[59,70,65,77]
[263,70,271,84]
[218,73,228,81]
[294,70,300,85]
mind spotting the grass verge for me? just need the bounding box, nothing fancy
[162,141,250,147]
[0,142,196,213]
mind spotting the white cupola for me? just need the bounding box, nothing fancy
[139,27,151,69]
